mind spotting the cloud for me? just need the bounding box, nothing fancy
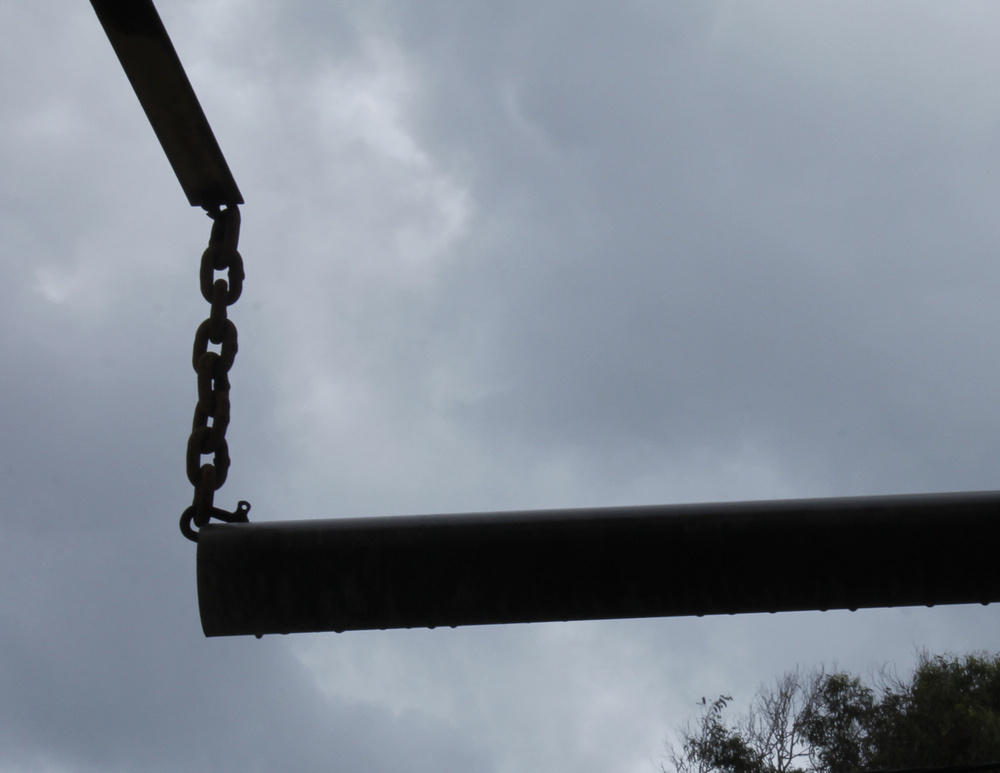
[3,2,1000,773]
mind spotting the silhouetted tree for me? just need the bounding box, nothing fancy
[665,653,1000,773]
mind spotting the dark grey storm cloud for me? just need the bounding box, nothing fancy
[3,2,1000,772]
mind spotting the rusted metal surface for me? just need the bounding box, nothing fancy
[180,206,250,542]
[197,490,1000,636]
[90,0,243,208]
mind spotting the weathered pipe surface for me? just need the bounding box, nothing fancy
[197,490,1000,636]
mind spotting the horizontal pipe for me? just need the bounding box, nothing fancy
[90,0,243,208]
[197,490,1000,636]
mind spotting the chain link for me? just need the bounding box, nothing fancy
[180,206,250,542]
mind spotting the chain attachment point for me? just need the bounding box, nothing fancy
[181,501,251,543]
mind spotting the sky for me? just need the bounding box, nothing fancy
[2,1,1000,771]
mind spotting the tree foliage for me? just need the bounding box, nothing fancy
[665,653,1000,773]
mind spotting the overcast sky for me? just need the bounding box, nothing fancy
[3,1,1000,772]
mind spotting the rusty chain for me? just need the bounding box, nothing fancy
[180,205,250,542]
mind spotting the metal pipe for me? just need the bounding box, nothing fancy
[90,0,243,208]
[197,490,1000,636]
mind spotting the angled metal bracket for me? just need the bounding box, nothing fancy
[90,0,242,208]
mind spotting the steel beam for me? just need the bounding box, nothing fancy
[197,490,1000,636]
[90,0,243,208]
